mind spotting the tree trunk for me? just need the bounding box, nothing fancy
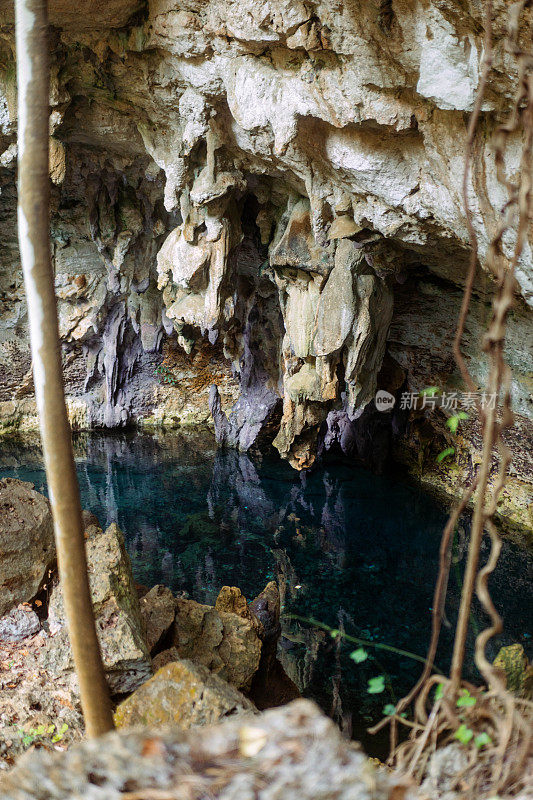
[14,0,114,738]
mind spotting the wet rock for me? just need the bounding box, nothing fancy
[139,584,178,655]
[0,700,413,800]
[0,607,40,643]
[44,523,151,694]
[170,597,262,691]
[0,479,55,617]
[114,659,255,729]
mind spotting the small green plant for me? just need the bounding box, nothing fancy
[350,647,368,663]
[437,411,469,463]
[154,363,179,386]
[474,731,493,749]
[446,411,469,435]
[367,676,386,694]
[456,688,477,708]
[18,722,69,748]
[436,446,455,463]
[454,723,474,744]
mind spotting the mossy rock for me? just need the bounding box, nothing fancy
[493,644,533,699]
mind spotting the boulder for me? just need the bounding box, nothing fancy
[44,523,151,694]
[170,597,262,691]
[114,659,255,729]
[139,584,178,654]
[0,479,55,617]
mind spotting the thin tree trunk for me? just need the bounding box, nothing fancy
[15,0,114,738]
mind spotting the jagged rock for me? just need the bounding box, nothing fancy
[114,659,255,730]
[249,582,281,642]
[0,606,40,642]
[248,583,300,710]
[0,700,414,800]
[493,643,533,699]
[139,584,178,655]
[44,523,151,694]
[0,479,55,617]
[169,597,262,691]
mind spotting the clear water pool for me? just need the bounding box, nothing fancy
[1,429,531,757]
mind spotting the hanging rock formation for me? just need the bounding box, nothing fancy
[0,0,532,504]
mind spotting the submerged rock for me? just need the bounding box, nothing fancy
[0,479,55,617]
[114,659,255,730]
[0,700,413,800]
[44,523,151,694]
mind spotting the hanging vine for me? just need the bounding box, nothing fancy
[369,2,533,796]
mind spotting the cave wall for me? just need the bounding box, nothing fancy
[0,0,532,525]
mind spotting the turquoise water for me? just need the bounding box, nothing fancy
[1,429,531,756]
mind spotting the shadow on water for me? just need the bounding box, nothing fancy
[1,429,531,758]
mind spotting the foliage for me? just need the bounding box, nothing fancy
[18,722,69,748]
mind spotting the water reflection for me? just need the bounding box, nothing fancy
[1,429,531,756]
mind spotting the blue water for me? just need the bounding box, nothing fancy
[1,429,531,755]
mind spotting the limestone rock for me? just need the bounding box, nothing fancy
[493,643,533,699]
[0,479,55,617]
[0,606,40,642]
[0,0,532,530]
[114,659,255,729]
[45,523,151,694]
[0,700,413,800]
[170,597,262,691]
[139,584,178,654]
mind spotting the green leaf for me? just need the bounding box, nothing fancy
[59,723,68,734]
[456,690,477,708]
[446,412,468,434]
[350,647,368,663]
[330,629,340,639]
[420,386,440,397]
[454,724,474,744]
[436,447,455,463]
[367,676,386,694]
[434,682,445,700]
[383,704,396,716]
[474,732,492,749]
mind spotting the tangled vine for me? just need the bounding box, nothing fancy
[370,3,533,796]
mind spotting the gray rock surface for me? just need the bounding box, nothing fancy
[0,699,416,800]
[44,523,151,694]
[0,607,40,643]
[0,479,55,617]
